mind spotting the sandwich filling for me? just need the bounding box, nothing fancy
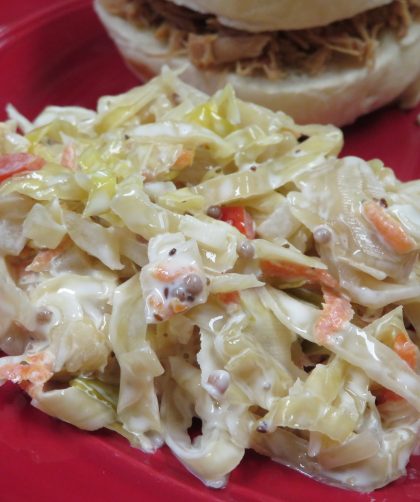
[101,0,420,78]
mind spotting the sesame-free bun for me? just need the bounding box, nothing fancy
[164,0,393,32]
[95,0,420,126]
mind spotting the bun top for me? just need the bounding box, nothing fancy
[166,0,392,31]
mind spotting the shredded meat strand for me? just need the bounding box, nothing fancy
[104,0,420,79]
[188,33,271,67]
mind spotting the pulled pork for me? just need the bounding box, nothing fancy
[102,0,420,79]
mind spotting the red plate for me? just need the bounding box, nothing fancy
[0,2,420,501]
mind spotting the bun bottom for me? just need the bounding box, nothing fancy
[95,0,420,126]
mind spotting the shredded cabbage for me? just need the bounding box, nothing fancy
[0,68,419,493]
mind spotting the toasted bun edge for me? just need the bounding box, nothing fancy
[165,0,393,31]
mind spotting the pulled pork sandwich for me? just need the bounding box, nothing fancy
[95,0,420,125]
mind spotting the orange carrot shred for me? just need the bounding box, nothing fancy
[260,260,338,289]
[375,388,403,405]
[170,298,189,314]
[61,144,77,170]
[173,149,194,170]
[217,291,240,304]
[26,238,70,273]
[152,266,194,283]
[363,200,416,254]
[0,353,53,386]
[374,332,417,404]
[314,287,354,343]
[393,332,417,369]
[153,267,178,283]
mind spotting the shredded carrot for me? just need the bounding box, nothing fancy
[393,332,417,369]
[375,388,403,404]
[148,292,188,319]
[148,294,165,312]
[0,152,45,181]
[61,144,77,170]
[173,149,194,170]
[153,267,177,283]
[374,332,417,404]
[7,246,36,278]
[152,265,194,283]
[217,291,240,304]
[363,200,416,254]
[260,260,339,289]
[26,238,70,273]
[148,294,170,321]
[0,353,53,386]
[170,298,189,314]
[314,287,354,344]
[27,250,61,272]
[220,206,255,239]
[261,260,351,343]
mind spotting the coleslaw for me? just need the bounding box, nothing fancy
[0,68,419,492]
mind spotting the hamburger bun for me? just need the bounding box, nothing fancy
[163,0,393,32]
[95,0,420,126]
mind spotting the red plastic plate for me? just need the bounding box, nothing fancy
[0,2,420,501]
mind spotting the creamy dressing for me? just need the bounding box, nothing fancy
[141,233,209,322]
[30,274,115,331]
